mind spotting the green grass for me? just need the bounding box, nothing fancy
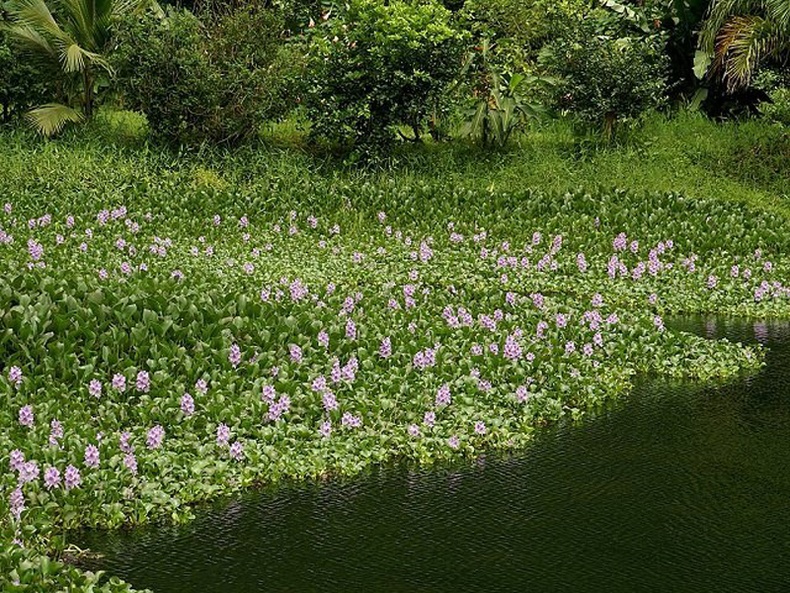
[3,109,788,219]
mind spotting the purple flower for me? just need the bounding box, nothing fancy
[261,384,276,403]
[18,405,33,428]
[408,424,421,437]
[707,275,718,289]
[84,444,100,469]
[10,487,25,520]
[44,466,61,490]
[63,465,81,490]
[341,412,362,429]
[555,313,568,328]
[195,379,208,395]
[419,241,433,262]
[181,393,195,416]
[311,376,327,393]
[88,379,102,398]
[474,421,487,435]
[112,373,126,392]
[322,391,338,412]
[48,420,63,447]
[342,357,359,382]
[217,423,231,446]
[18,461,39,484]
[503,334,522,360]
[345,318,357,340]
[565,341,576,355]
[448,435,460,449]
[124,453,138,475]
[229,441,244,461]
[268,395,291,421]
[576,253,587,272]
[229,344,242,368]
[9,449,25,473]
[654,315,665,332]
[423,411,436,427]
[289,344,303,363]
[435,384,451,407]
[289,279,309,301]
[27,238,44,261]
[516,385,529,402]
[318,330,329,348]
[136,370,150,393]
[8,366,22,387]
[379,337,392,358]
[593,332,604,347]
[120,431,134,454]
[319,420,332,439]
[146,425,165,449]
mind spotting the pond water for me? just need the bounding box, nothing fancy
[76,319,790,592]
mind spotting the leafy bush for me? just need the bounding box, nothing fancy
[304,0,467,158]
[539,16,669,138]
[459,39,546,147]
[461,0,587,73]
[0,28,52,123]
[113,7,302,146]
[761,88,790,127]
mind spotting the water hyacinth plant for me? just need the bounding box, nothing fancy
[1,154,790,590]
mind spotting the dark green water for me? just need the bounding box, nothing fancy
[77,319,790,592]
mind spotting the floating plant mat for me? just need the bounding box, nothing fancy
[74,319,790,593]
[5,184,790,591]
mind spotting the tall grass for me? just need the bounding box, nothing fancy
[1,110,788,219]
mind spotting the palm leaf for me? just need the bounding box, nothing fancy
[8,0,71,44]
[714,14,785,89]
[5,23,58,59]
[26,103,84,136]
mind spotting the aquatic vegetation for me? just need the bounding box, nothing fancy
[1,176,790,590]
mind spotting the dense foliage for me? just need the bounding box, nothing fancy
[0,28,51,123]
[113,6,298,146]
[1,128,790,588]
[304,0,466,157]
[540,17,670,137]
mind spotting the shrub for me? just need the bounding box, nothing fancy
[112,7,302,146]
[539,16,669,138]
[304,0,467,159]
[461,0,587,73]
[459,39,546,147]
[0,27,52,123]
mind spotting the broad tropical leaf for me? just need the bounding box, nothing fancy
[26,103,84,136]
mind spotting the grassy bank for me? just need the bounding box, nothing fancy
[1,113,789,591]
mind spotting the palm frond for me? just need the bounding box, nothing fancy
[714,14,785,89]
[7,0,71,44]
[26,103,84,136]
[5,23,58,59]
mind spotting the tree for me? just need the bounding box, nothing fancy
[4,0,153,135]
[700,0,790,90]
